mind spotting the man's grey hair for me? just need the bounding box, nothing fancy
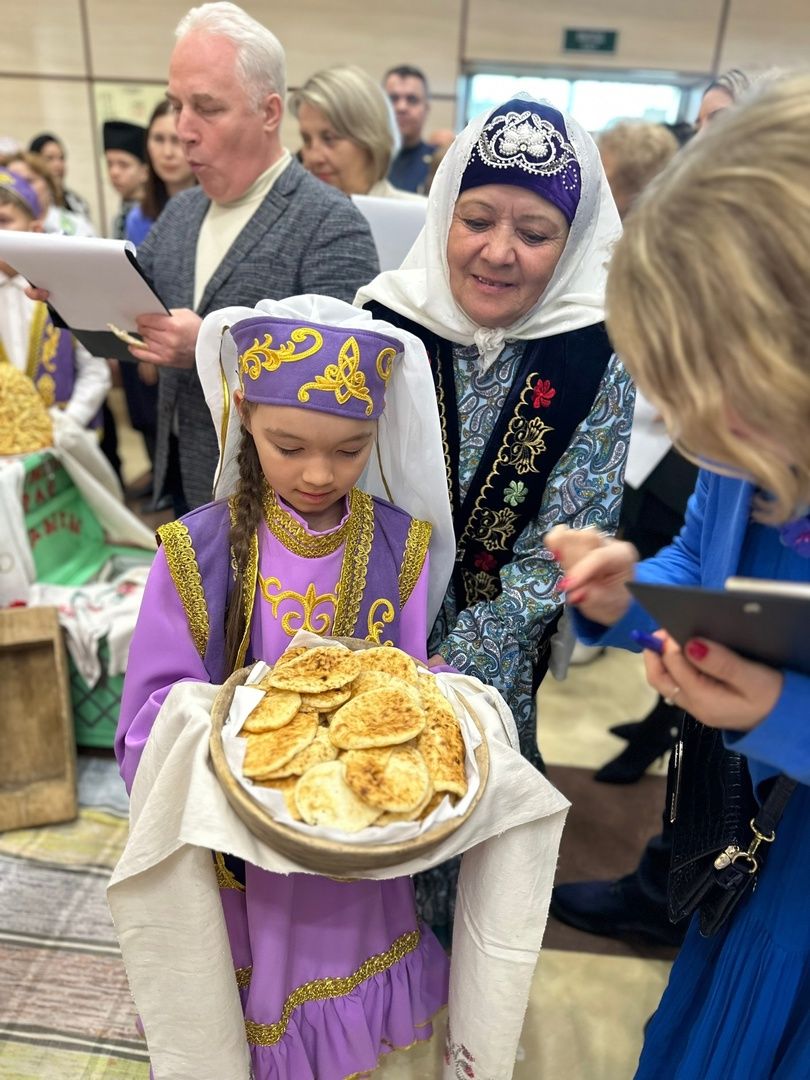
[176,2,286,106]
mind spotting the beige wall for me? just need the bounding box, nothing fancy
[2,0,808,230]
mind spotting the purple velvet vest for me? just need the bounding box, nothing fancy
[157,493,425,684]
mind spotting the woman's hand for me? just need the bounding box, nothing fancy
[544,524,638,627]
[644,633,783,732]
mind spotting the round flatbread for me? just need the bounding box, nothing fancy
[300,684,353,711]
[329,688,426,749]
[349,671,421,703]
[354,646,419,685]
[257,726,338,779]
[272,646,308,668]
[294,761,382,832]
[253,775,302,820]
[417,715,467,799]
[264,646,360,694]
[242,709,319,780]
[377,780,436,825]
[242,688,302,733]
[343,745,431,813]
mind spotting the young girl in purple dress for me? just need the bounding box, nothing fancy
[116,296,454,1079]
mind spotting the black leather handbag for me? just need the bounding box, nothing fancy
[667,712,797,937]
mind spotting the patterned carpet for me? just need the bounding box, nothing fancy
[0,765,149,1079]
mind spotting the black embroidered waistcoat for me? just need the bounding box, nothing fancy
[366,302,613,613]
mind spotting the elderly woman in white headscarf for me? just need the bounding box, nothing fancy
[358,95,634,934]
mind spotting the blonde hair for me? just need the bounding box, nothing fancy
[291,65,394,184]
[606,70,809,524]
[598,122,678,210]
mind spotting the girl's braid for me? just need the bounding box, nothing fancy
[223,427,265,675]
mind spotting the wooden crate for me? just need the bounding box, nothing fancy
[0,607,78,832]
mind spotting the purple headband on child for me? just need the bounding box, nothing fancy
[0,169,41,219]
[230,316,403,420]
[459,98,582,225]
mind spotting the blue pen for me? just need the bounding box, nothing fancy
[630,629,665,655]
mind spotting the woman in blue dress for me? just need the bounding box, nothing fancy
[548,72,810,1078]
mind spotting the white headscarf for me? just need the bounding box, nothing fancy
[195,294,455,625]
[356,93,622,371]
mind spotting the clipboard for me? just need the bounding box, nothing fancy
[628,580,810,676]
[0,231,170,363]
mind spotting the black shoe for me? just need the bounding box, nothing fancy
[550,877,686,947]
[608,719,645,740]
[596,699,680,784]
[594,737,675,784]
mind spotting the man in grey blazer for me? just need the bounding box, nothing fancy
[130,4,379,513]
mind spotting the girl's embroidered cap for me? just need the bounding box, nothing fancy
[0,168,41,219]
[230,316,403,419]
[459,98,582,225]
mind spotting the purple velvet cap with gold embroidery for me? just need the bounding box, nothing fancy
[460,98,582,225]
[230,315,403,420]
[0,168,41,220]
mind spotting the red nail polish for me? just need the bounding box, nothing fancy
[559,577,571,590]
[687,640,709,661]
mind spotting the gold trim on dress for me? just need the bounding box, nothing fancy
[398,519,432,607]
[263,486,353,558]
[244,928,421,1046]
[213,851,246,892]
[366,597,395,644]
[226,498,259,670]
[259,576,337,636]
[332,489,375,637]
[235,966,251,990]
[157,520,210,660]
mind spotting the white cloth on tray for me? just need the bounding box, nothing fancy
[108,674,570,1080]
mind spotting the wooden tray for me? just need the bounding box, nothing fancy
[209,665,489,877]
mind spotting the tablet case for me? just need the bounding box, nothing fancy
[628,581,810,676]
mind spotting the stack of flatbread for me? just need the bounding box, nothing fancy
[238,645,468,834]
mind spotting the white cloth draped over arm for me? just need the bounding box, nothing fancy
[108,674,569,1080]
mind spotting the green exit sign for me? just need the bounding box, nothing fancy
[564,28,618,53]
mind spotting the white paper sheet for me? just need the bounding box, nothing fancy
[0,231,167,333]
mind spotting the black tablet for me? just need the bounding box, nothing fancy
[628,580,810,676]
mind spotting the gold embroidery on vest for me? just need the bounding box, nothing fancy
[213,851,245,892]
[238,327,323,383]
[258,576,337,636]
[244,928,420,1046]
[157,520,210,660]
[332,489,375,637]
[298,335,374,416]
[366,597,395,644]
[398,518,432,607]
[433,360,455,508]
[457,373,555,560]
[462,568,501,601]
[227,499,259,669]
[235,966,252,990]
[263,486,352,558]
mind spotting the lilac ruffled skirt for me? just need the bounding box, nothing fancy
[219,863,449,1079]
